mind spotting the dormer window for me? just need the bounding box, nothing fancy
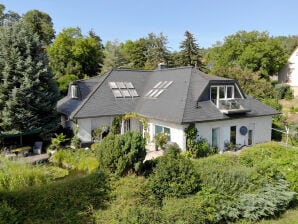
[211,85,234,106]
[71,84,78,98]
[210,84,250,114]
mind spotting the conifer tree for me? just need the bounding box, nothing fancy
[179,31,202,68]
[0,20,59,134]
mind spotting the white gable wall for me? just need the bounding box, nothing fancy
[278,47,298,96]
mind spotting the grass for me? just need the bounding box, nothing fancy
[280,98,298,123]
[257,207,298,224]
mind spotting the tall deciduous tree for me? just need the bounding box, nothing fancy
[207,30,288,78]
[145,32,170,69]
[0,20,59,134]
[179,31,202,68]
[23,10,55,46]
[101,40,128,74]
[47,27,104,91]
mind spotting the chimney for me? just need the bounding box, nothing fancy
[157,62,167,70]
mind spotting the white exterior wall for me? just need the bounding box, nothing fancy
[278,47,298,96]
[195,116,272,152]
[78,118,92,142]
[148,118,187,151]
[91,117,112,130]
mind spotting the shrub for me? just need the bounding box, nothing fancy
[237,179,296,221]
[0,201,18,224]
[192,138,217,158]
[148,149,200,200]
[162,191,219,224]
[94,131,146,176]
[274,83,293,100]
[154,132,168,150]
[95,175,161,224]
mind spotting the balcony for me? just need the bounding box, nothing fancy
[217,99,251,114]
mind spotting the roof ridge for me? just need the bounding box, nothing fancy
[181,67,194,123]
[70,71,112,119]
[112,66,194,72]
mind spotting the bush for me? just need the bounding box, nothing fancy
[192,138,217,158]
[0,201,18,224]
[237,179,295,221]
[94,131,146,176]
[148,149,200,200]
[274,83,293,100]
[154,132,168,149]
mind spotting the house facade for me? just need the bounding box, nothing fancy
[278,46,298,97]
[57,66,278,152]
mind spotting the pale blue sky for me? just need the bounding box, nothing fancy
[1,0,298,50]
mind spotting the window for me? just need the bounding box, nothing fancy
[248,130,253,145]
[109,81,139,98]
[230,126,236,145]
[210,85,235,106]
[71,84,78,98]
[212,128,219,147]
[145,81,173,98]
[155,125,171,141]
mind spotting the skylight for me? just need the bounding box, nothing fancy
[109,81,139,98]
[145,81,173,98]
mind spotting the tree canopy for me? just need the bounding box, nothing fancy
[47,27,104,92]
[23,10,55,46]
[207,30,288,78]
[47,28,104,78]
[0,20,59,134]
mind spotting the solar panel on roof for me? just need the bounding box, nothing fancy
[149,89,159,97]
[125,82,134,89]
[158,81,168,89]
[109,82,117,89]
[154,89,165,98]
[153,81,162,89]
[112,89,122,98]
[163,81,173,88]
[121,90,130,97]
[145,89,154,97]
[117,82,126,89]
[129,89,138,97]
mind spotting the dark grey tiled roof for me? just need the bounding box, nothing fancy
[57,67,278,123]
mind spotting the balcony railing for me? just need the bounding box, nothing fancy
[217,99,251,114]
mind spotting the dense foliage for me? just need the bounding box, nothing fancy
[207,30,288,78]
[0,20,59,134]
[148,145,200,200]
[23,9,55,46]
[94,131,146,176]
[47,27,104,93]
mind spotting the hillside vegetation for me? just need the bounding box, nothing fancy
[1,140,297,223]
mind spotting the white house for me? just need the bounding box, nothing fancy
[57,66,278,152]
[278,46,298,97]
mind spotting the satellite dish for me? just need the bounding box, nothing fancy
[240,126,248,135]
